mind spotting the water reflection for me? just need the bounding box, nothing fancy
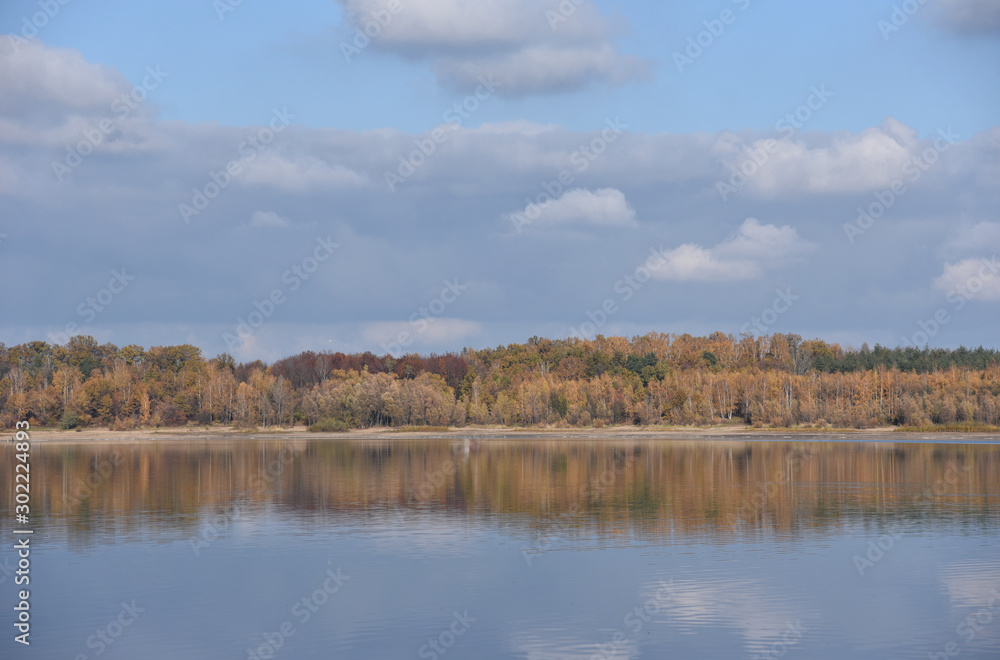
[0,438,997,659]
[12,439,997,545]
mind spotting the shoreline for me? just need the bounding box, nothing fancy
[15,424,1000,444]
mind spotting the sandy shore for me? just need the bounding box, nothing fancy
[15,425,1000,444]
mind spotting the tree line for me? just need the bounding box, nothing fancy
[2,333,1000,431]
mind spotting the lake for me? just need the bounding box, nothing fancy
[2,437,998,658]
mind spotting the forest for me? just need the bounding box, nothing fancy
[2,333,1000,431]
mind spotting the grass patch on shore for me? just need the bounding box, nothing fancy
[896,423,1000,433]
[740,427,871,433]
[390,426,452,433]
[308,418,351,433]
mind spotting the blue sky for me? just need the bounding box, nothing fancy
[1,0,999,360]
[9,0,999,135]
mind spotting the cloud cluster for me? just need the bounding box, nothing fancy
[934,258,1000,300]
[335,0,649,94]
[240,152,370,191]
[0,38,126,121]
[934,221,1000,302]
[505,187,637,230]
[1,41,998,357]
[720,119,930,196]
[653,219,815,282]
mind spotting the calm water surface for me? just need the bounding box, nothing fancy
[1,437,998,659]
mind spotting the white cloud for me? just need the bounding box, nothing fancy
[740,120,919,196]
[335,0,649,95]
[933,257,1000,301]
[474,121,559,136]
[250,210,290,228]
[240,152,369,190]
[4,41,1000,358]
[655,244,762,281]
[506,187,637,231]
[654,218,814,282]
[340,0,599,49]
[715,218,812,259]
[436,43,648,95]
[0,38,127,119]
[0,38,160,156]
